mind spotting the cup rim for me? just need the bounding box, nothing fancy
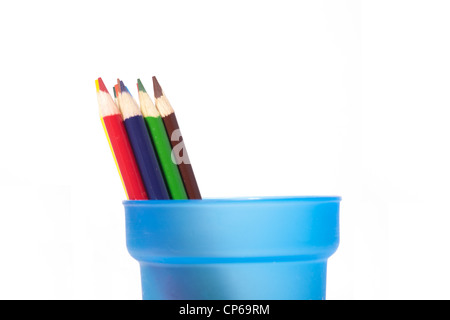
[123,195,341,206]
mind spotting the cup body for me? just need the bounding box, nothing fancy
[123,196,341,300]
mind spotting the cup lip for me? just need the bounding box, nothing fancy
[123,195,341,206]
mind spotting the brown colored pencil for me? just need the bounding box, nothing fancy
[152,76,202,199]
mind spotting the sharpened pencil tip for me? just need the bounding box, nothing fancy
[152,76,163,98]
[119,81,133,96]
[97,77,109,93]
[137,79,147,93]
[116,79,121,93]
[120,80,127,93]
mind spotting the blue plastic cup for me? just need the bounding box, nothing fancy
[123,196,341,300]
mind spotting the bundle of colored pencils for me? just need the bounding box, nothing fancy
[95,77,201,200]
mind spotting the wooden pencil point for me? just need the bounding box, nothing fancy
[139,81,160,118]
[152,76,163,98]
[97,77,109,93]
[120,80,131,95]
[137,79,147,93]
[116,79,121,94]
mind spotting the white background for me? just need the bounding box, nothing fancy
[0,0,449,300]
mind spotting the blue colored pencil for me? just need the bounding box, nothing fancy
[117,80,170,200]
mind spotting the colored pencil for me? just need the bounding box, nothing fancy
[118,80,170,200]
[152,76,202,199]
[137,79,188,200]
[95,78,148,200]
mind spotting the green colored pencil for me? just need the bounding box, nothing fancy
[137,79,188,200]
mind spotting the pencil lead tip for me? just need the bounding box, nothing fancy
[113,78,120,94]
[137,79,146,93]
[120,80,131,95]
[120,80,126,93]
[97,77,109,93]
[152,76,163,98]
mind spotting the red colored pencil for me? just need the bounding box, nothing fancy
[96,77,148,200]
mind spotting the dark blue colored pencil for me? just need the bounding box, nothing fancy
[118,80,170,200]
